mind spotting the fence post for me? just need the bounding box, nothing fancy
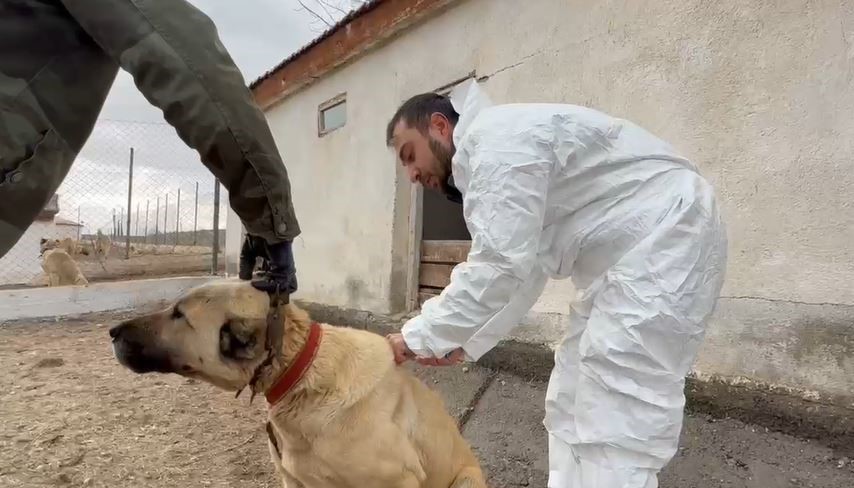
[126,147,134,259]
[76,206,81,241]
[176,188,181,246]
[164,193,169,246]
[154,196,160,245]
[211,179,220,274]
[112,208,116,239]
[135,202,140,238]
[119,207,123,238]
[193,181,199,246]
[144,200,150,245]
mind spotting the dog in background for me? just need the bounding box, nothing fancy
[40,248,88,286]
[40,236,87,256]
[92,230,111,271]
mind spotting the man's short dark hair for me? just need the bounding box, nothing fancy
[386,93,460,146]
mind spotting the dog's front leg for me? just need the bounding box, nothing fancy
[267,439,304,488]
[266,423,304,488]
[394,472,425,488]
[279,469,305,488]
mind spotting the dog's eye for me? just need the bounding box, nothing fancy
[171,307,184,320]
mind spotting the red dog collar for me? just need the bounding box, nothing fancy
[265,322,323,405]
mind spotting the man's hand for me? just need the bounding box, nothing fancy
[386,333,415,365]
[238,234,297,295]
[415,348,465,367]
[385,333,465,366]
[238,234,262,280]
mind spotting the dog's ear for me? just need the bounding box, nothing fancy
[219,319,263,360]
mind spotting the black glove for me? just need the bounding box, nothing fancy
[238,234,297,295]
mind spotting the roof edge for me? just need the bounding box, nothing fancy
[250,0,461,111]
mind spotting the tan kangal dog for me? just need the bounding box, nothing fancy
[40,237,82,256]
[40,248,88,286]
[91,230,111,271]
[109,279,486,488]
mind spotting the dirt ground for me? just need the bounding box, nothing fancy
[2,311,852,488]
[0,311,275,488]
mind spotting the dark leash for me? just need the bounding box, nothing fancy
[235,285,289,404]
[235,246,291,458]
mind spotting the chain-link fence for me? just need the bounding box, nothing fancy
[0,119,229,288]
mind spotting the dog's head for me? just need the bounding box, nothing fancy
[39,238,59,255]
[109,280,277,391]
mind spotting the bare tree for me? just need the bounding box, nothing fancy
[296,0,367,32]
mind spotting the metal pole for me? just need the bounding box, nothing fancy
[175,188,181,246]
[125,147,134,259]
[112,209,116,239]
[154,196,160,245]
[164,193,169,246]
[135,202,140,238]
[193,181,199,246]
[211,179,220,274]
[76,207,81,241]
[144,200,150,244]
[119,207,123,238]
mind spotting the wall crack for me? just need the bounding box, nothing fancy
[478,49,547,81]
[720,295,854,308]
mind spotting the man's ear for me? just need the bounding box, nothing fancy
[219,319,263,360]
[430,112,451,137]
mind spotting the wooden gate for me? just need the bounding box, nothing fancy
[417,240,471,307]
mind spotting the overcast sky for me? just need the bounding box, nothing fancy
[100,0,346,123]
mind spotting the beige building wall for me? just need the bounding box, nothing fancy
[230,0,854,402]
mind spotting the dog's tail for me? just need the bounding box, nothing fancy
[450,465,487,488]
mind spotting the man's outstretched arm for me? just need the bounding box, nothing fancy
[59,0,299,291]
[399,138,552,363]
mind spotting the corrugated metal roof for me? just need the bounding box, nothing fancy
[249,0,383,90]
[54,217,82,227]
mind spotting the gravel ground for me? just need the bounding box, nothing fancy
[462,374,854,488]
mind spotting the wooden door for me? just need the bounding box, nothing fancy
[417,240,471,307]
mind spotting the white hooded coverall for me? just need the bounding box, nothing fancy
[401,80,727,488]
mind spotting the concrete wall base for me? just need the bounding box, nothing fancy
[0,277,218,322]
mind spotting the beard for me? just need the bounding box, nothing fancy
[427,136,456,195]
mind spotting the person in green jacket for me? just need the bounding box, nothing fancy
[1,0,298,295]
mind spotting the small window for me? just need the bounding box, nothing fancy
[318,93,346,136]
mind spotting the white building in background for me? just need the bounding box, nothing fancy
[224,0,854,403]
[0,195,82,286]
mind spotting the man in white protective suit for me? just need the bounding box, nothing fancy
[385,79,728,488]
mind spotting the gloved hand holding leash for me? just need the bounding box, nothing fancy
[238,235,298,301]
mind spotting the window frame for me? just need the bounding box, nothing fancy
[317,92,347,136]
